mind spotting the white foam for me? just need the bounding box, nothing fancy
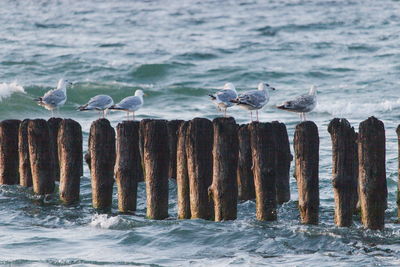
[0,82,25,101]
[89,214,121,229]
[315,98,400,117]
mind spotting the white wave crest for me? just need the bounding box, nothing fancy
[89,214,121,229]
[315,98,400,116]
[0,82,26,101]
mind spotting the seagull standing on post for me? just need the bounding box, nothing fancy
[34,78,72,116]
[209,82,238,117]
[276,85,317,121]
[109,89,145,121]
[230,82,275,121]
[77,95,114,118]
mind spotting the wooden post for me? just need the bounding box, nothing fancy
[58,119,82,205]
[138,120,148,182]
[48,117,62,181]
[358,117,387,230]
[115,121,141,213]
[272,121,292,204]
[28,119,55,195]
[186,118,213,220]
[294,121,319,225]
[167,120,184,179]
[397,125,400,220]
[89,118,116,211]
[249,122,277,221]
[328,118,358,227]
[141,119,170,220]
[209,117,238,221]
[237,124,255,201]
[19,119,32,187]
[177,121,191,219]
[0,120,21,185]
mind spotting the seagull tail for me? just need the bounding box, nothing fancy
[276,104,288,110]
[33,97,42,102]
[208,94,216,100]
[77,104,89,111]
[229,99,239,104]
[108,105,123,110]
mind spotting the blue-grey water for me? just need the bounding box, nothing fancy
[1,0,400,266]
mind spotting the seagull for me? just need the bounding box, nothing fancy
[77,95,114,118]
[230,82,275,121]
[34,78,72,116]
[276,85,317,121]
[109,89,145,121]
[208,83,238,117]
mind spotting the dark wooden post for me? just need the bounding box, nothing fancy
[48,117,62,181]
[294,121,319,225]
[115,121,141,213]
[249,122,277,221]
[141,119,170,220]
[237,124,255,201]
[328,118,358,227]
[138,120,147,182]
[209,117,238,221]
[358,117,387,230]
[272,121,292,204]
[0,120,21,185]
[89,119,116,211]
[27,119,55,195]
[186,118,214,220]
[397,125,400,220]
[177,121,191,219]
[58,119,82,205]
[167,120,184,179]
[19,119,32,187]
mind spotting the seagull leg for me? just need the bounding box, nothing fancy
[127,111,129,121]
[250,111,253,122]
[224,108,227,118]
[256,110,259,122]
[51,109,54,118]
[133,112,135,121]
[303,113,307,121]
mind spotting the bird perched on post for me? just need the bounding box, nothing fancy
[34,78,72,116]
[276,85,317,121]
[109,89,145,121]
[77,95,114,118]
[209,82,238,117]
[230,82,275,121]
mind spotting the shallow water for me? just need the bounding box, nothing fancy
[1,0,400,266]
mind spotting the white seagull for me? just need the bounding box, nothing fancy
[77,94,114,118]
[109,89,145,121]
[34,78,72,116]
[276,85,317,121]
[230,82,275,121]
[208,82,238,117]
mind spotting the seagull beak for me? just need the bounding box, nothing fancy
[271,87,276,90]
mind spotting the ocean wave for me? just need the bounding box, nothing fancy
[315,98,400,116]
[0,82,25,101]
[89,214,121,229]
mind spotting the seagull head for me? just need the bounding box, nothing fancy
[135,89,145,97]
[223,83,236,91]
[57,79,73,90]
[309,85,317,95]
[258,82,275,91]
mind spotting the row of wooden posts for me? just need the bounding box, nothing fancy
[0,116,393,230]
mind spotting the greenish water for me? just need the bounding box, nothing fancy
[1,0,400,266]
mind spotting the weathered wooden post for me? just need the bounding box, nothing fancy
[138,120,147,182]
[58,119,82,204]
[19,119,32,187]
[397,125,400,220]
[0,120,21,185]
[27,119,55,195]
[48,117,62,181]
[167,120,184,179]
[186,118,214,220]
[176,121,191,219]
[272,121,292,204]
[249,122,277,221]
[294,121,319,225]
[89,118,116,211]
[141,119,170,220]
[358,117,387,230]
[115,121,141,213]
[209,117,238,221]
[237,124,255,201]
[328,118,358,227]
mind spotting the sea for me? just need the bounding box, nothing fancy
[0,0,400,266]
